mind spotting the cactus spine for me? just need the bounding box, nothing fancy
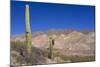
[25,4,31,54]
[48,36,55,59]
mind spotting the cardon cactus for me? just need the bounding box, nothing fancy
[25,4,31,55]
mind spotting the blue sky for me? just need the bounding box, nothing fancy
[11,1,95,35]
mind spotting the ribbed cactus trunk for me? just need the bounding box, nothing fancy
[48,37,54,59]
[25,4,31,55]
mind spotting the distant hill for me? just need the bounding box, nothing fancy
[11,29,95,50]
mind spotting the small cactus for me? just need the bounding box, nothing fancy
[48,36,55,59]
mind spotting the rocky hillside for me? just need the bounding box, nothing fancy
[11,30,95,50]
[11,30,95,66]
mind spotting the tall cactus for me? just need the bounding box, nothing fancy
[25,4,31,54]
[48,36,55,59]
